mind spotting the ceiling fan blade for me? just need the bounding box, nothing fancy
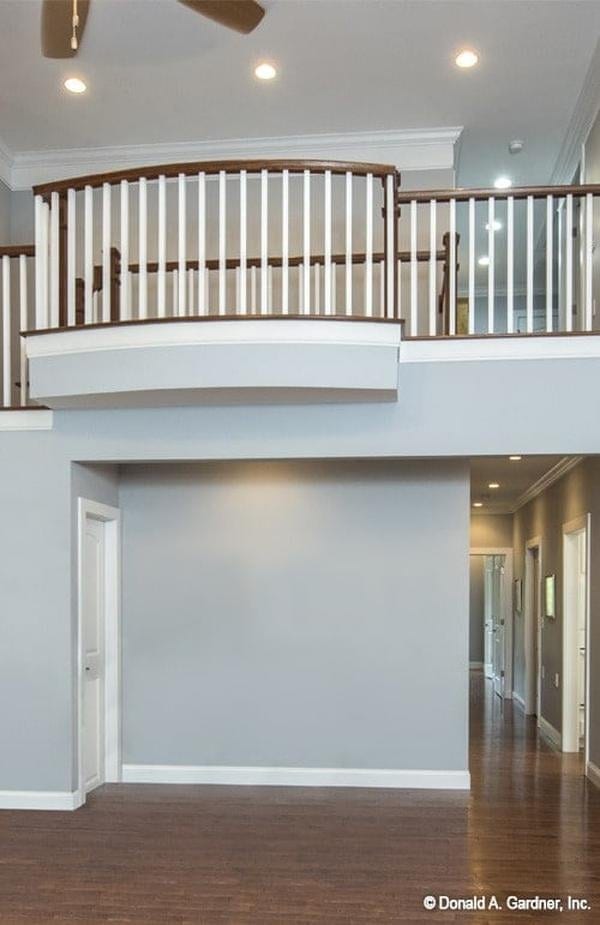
[179,0,265,34]
[42,0,90,59]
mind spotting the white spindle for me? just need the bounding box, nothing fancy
[314,262,320,314]
[19,255,27,406]
[345,171,352,316]
[449,199,456,335]
[282,169,289,314]
[324,170,332,315]
[331,261,337,314]
[507,196,514,333]
[84,185,93,325]
[410,199,418,335]
[428,199,436,335]
[386,174,395,319]
[34,195,42,329]
[198,172,206,314]
[2,256,10,406]
[204,267,209,314]
[178,173,186,316]
[239,170,247,314]
[188,268,194,315]
[120,180,129,320]
[468,197,475,334]
[219,170,226,315]
[49,191,60,328]
[379,260,385,317]
[487,197,495,334]
[67,188,76,327]
[545,195,553,332]
[157,175,166,318]
[585,192,593,331]
[136,177,147,320]
[526,195,534,333]
[268,265,273,314]
[303,170,311,314]
[250,265,257,313]
[260,169,268,315]
[102,183,111,323]
[565,194,573,331]
[365,173,373,317]
[172,269,178,315]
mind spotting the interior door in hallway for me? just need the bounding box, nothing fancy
[491,556,506,697]
[81,515,106,794]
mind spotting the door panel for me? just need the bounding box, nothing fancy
[82,517,105,794]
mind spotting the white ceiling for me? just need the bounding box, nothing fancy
[0,1,599,187]
[470,454,566,514]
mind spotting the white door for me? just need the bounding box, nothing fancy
[576,530,587,745]
[81,516,106,794]
[491,557,505,697]
[483,558,494,679]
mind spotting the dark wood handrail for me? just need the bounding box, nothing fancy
[0,244,35,258]
[33,159,398,196]
[396,183,600,205]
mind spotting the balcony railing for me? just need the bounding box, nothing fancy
[3,158,600,410]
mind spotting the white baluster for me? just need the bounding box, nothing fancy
[365,173,373,317]
[345,171,353,316]
[157,175,166,318]
[379,260,385,318]
[545,195,553,332]
[314,262,320,314]
[250,265,257,313]
[239,169,247,314]
[507,196,514,333]
[19,255,27,405]
[84,184,93,325]
[102,183,111,323]
[585,192,593,331]
[188,268,194,315]
[324,170,332,315]
[331,261,337,314]
[429,198,436,335]
[282,169,289,315]
[449,199,456,335]
[137,177,147,320]
[268,264,273,315]
[303,170,311,314]
[298,263,304,312]
[120,180,129,320]
[487,197,495,334]
[172,269,178,316]
[386,174,395,319]
[50,191,60,328]
[2,256,10,406]
[565,193,573,332]
[260,168,268,315]
[67,188,76,327]
[178,173,186,316]
[219,170,226,315]
[198,172,206,315]
[34,194,43,330]
[468,197,475,334]
[410,199,418,335]
[526,195,534,333]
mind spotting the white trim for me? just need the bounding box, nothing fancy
[122,764,470,790]
[0,789,83,811]
[6,128,462,190]
[539,716,562,751]
[26,318,402,358]
[524,536,543,717]
[0,410,53,430]
[514,457,583,512]
[401,335,600,364]
[469,661,483,669]
[553,38,600,184]
[470,547,513,698]
[562,514,590,763]
[586,760,600,788]
[77,499,121,805]
[512,691,526,711]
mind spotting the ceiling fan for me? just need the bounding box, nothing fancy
[42,0,266,58]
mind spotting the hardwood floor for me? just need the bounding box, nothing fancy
[1,673,599,923]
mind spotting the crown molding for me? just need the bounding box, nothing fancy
[552,38,600,184]
[512,456,584,513]
[3,127,462,191]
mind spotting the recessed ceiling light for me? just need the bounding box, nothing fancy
[509,139,524,155]
[485,220,503,232]
[494,176,512,190]
[473,501,483,508]
[255,62,277,80]
[455,49,479,69]
[488,482,500,489]
[478,255,490,267]
[509,455,522,461]
[64,77,87,94]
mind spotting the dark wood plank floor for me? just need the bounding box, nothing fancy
[1,673,599,923]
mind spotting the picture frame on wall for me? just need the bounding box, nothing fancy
[514,578,523,613]
[545,574,556,619]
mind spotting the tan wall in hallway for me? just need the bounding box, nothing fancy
[471,514,513,549]
[513,458,600,769]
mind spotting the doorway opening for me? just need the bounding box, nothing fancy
[469,548,513,698]
[524,538,542,718]
[562,515,590,760]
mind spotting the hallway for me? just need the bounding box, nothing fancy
[0,674,599,923]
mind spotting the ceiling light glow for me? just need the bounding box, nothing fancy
[64,77,87,94]
[494,176,512,190]
[478,255,490,267]
[255,62,277,80]
[455,49,479,69]
[488,482,500,489]
[473,501,483,508]
[509,455,522,461]
[485,220,503,232]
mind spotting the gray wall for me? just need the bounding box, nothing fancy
[469,556,485,664]
[513,458,600,766]
[0,181,10,243]
[119,459,470,772]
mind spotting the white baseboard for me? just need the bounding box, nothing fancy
[122,763,471,790]
[512,691,526,711]
[586,760,600,788]
[469,661,483,669]
[0,789,83,811]
[539,716,562,750]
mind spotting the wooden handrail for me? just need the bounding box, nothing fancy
[0,244,35,258]
[396,182,600,205]
[33,159,398,196]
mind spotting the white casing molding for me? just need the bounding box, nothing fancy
[0,410,53,430]
[512,691,527,712]
[2,128,462,191]
[538,716,562,751]
[586,760,600,789]
[122,764,471,790]
[0,789,83,811]
[401,334,600,363]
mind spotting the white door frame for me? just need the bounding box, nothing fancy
[524,536,543,717]
[562,514,591,762]
[470,547,513,698]
[77,498,121,803]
